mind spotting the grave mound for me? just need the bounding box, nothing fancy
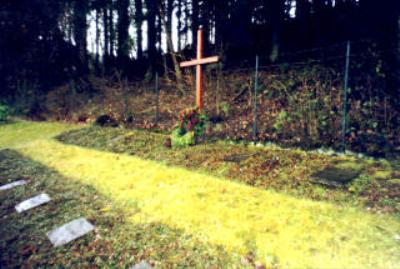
[311,167,361,187]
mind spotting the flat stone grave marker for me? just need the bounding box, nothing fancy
[0,180,27,191]
[47,218,95,247]
[310,167,360,187]
[131,260,153,269]
[15,193,51,213]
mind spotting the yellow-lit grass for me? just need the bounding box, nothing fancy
[2,121,399,268]
[0,120,79,149]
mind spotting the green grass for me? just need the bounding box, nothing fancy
[0,150,232,268]
[0,120,79,149]
[57,126,400,213]
[1,120,400,268]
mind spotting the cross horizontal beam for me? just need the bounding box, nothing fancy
[180,56,219,68]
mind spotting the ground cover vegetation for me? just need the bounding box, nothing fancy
[56,124,400,214]
[36,52,400,156]
[0,121,399,268]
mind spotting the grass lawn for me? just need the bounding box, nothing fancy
[57,125,400,213]
[0,120,399,268]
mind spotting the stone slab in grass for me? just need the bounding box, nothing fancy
[131,260,153,269]
[47,218,95,247]
[15,193,51,213]
[311,167,361,187]
[0,180,27,191]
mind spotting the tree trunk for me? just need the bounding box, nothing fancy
[159,5,185,94]
[95,9,100,72]
[156,13,162,53]
[166,0,174,52]
[191,0,199,49]
[313,0,325,13]
[269,0,283,63]
[109,0,115,58]
[103,6,109,74]
[296,0,311,20]
[117,0,131,69]
[135,0,143,59]
[146,0,157,63]
[199,0,210,50]
[177,0,182,51]
[73,0,88,73]
[213,1,221,49]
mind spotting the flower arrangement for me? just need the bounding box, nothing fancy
[169,107,208,147]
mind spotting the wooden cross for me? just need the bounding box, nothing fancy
[180,27,219,110]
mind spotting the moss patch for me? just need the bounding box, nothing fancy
[310,167,361,187]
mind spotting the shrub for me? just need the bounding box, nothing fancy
[95,115,119,128]
[170,108,208,148]
[273,111,291,134]
[220,102,230,116]
[0,104,10,122]
[171,127,195,147]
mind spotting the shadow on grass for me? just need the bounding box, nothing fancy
[0,149,233,269]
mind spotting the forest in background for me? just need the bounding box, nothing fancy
[1,0,400,156]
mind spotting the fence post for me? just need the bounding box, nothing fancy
[341,41,351,152]
[253,55,259,141]
[155,73,160,126]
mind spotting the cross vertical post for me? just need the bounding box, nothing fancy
[179,27,219,111]
[196,27,204,109]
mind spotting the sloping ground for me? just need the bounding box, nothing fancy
[1,121,400,268]
[45,71,400,156]
[57,126,400,213]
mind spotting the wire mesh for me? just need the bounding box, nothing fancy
[105,41,400,156]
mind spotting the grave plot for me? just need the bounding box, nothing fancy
[47,217,95,247]
[0,180,27,191]
[310,166,361,187]
[15,193,51,213]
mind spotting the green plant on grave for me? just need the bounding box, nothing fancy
[0,104,10,122]
[219,102,230,116]
[171,127,196,147]
[170,108,208,148]
[348,174,372,195]
[273,111,291,134]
